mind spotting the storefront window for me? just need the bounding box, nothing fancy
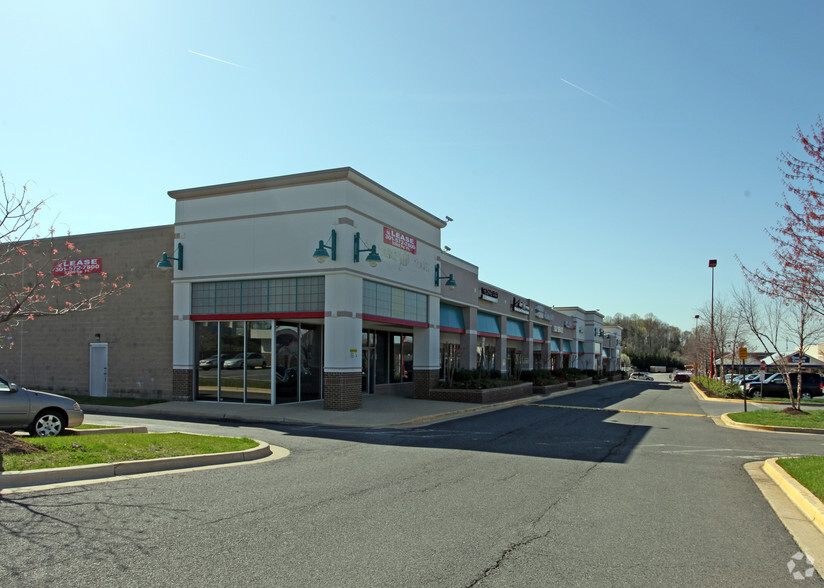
[392,334,413,382]
[195,322,219,401]
[194,320,322,404]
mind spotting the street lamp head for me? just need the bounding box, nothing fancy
[708,259,717,268]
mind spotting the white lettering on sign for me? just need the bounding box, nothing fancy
[383,227,417,254]
[53,259,102,276]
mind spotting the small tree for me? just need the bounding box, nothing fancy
[0,173,128,344]
[733,283,824,410]
[739,117,824,317]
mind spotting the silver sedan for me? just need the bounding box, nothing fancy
[0,376,84,436]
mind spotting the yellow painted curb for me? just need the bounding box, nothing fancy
[764,458,824,537]
[720,413,824,435]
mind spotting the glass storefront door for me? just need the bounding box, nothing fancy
[194,320,322,404]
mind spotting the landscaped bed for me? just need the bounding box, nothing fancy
[0,432,257,472]
[727,408,824,429]
[777,456,824,503]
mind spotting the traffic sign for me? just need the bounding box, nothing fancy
[738,347,748,360]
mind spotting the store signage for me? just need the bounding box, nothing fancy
[552,325,563,334]
[383,227,417,254]
[790,354,810,363]
[512,297,530,315]
[53,258,102,276]
[564,320,575,330]
[480,287,499,303]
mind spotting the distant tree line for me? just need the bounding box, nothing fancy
[604,312,686,370]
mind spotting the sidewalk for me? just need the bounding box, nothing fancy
[83,392,551,428]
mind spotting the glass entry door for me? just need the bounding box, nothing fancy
[362,332,376,394]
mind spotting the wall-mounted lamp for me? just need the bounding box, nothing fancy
[354,232,381,267]
[435,263,457,290]
[312,229,337,263]
[157,243,183,271]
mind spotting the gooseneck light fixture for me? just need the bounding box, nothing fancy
[354,232,381,267]
[313,230,337,263]
[435,263,457,290]
[708,259,717,379]
[157,243,183,271]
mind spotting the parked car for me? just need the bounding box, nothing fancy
[673,372,691,383]
[199,353,233,370]
[0,375,84,436]
[744,372,823,398]
[223,352,267,369]
[630,372,654,381]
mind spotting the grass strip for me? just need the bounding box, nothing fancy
[777,456,824,503]
[3,433,257,472]
[727,409,824,429]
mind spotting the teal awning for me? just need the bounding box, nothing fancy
[440,303,465,330]
[551,338,561,353]
[562,340,572,353]
[507,319,525,338]
[532,325,545,342]
[477,312,500,335]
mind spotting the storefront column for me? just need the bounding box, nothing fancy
[526,319,535,370]
[497,317,507,375]
[171,281,194,401]
[462,307,478,370]
[323,273,363,410]
[413,295,441,399]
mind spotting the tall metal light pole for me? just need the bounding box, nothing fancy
[708,259,717,378]
[694,314,700,374]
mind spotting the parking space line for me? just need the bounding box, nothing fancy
[530,403,709,418]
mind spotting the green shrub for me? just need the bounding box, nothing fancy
[693,375,744,398]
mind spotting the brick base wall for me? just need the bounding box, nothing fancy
[413,369,440,399]
[172,369,194,401]
[323,372,362,411]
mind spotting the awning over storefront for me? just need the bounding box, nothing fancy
[440,303,465,331]
[533,325,545,342]
[551,338,561,353]
[562,340,572,353]
[507,319,525,339]
[578,341,584,354]
[477,312,500,336]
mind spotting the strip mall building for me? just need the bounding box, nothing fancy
[0,168,622,410]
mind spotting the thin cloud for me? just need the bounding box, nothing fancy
[560,78,617,109]
[188,50,246,69]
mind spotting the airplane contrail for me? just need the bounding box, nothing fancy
[560,78,616,109]
[188,50,246,69]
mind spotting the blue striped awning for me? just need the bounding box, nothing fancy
[507,319,525,338]
[477,312,500,335]
[440,303,465,330]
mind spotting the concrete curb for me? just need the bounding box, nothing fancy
[0,439,275,489]
[720,413,824,435]
[763,458,824,538]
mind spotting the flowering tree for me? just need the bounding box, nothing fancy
[739,117,824,315]
[0,173,129,344]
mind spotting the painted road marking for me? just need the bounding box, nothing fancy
[530,403,709,418]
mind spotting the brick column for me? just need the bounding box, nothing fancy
[323,372,362,410]
[413,368,440,400]
[172,369,193,401]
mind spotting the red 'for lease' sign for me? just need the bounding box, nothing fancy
[53,259,102,276]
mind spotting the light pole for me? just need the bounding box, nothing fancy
[694,314,699,374]
[708,259,717,378]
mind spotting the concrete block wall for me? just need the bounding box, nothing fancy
[0,226,175,398]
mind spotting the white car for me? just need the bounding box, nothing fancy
[630,372,654,381]
[223,352,267,369]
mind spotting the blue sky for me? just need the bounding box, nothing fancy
[2,1,822,333]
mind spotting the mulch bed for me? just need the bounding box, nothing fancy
[0,431,45,455]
